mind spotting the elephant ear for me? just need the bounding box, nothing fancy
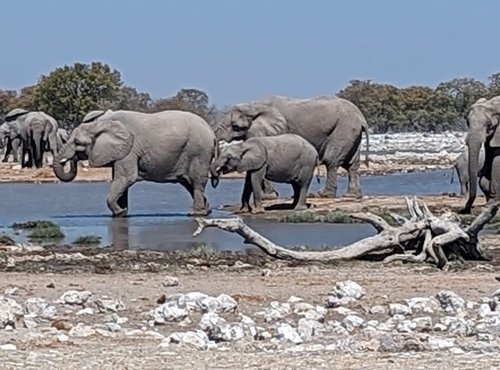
[236,104,287,138]
[88,120,134,167]
[237,140,267,172]
[486,97,500,147]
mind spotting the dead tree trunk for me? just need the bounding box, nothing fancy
[193,197,499,269]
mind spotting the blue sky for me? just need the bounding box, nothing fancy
[1,0,499,106]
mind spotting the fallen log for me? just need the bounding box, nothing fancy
[193,197,499,269]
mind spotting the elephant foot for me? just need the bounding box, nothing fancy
[262,192,278,200]
[112,209,128,218]
[189,208,212,217]
[237,206,252,214]
[458,207,472,215]
[251,206,265,214]
[1,158,8,163]
[311,190,336,199]
[343,190,362,199]
[293,204,309,211]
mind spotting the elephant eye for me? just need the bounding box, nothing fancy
[231,122,244,132]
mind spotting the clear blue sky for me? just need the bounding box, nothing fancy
[1,0,499,106]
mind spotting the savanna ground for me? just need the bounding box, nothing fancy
[1,162,499,369]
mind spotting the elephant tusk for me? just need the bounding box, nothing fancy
[59,158,68,164]
[215,166,222,172]
[218,140,227,145]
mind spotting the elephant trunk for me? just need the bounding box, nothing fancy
[32,131,44,168]
[53,143,78,182]
[464,134,485,213]
[210,163,220,188]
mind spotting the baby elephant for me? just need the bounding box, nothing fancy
[211,134,319,213]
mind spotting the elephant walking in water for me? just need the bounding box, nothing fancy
[461,96,500,213]
[215,95,369,198]
[3,109,59,168]
[0,122,21,163]
[452,147,486,198]
[53,110,217,217]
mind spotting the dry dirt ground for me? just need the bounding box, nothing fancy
[0,264,500,369]
[0,162,450,183]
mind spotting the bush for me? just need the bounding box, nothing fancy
[0,234,15,246]
[73,235,102,245]
[12,220,59,229]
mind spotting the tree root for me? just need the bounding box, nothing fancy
[193,197,499,269]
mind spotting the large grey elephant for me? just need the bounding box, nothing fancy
[452,147,486,197]
[210,134,319,213]
[0,122,20,163]
[461,96,500,213]
[4,109,59,168]
[53,110,217,217]
[216,95,369,198]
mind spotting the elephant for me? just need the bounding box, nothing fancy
[210,134,320,213]
[53,109,217,217]
[0,122,20,163]
[4,109,59,168]
[461,96,500,213]
[215,95,369,199]
[452,147,486,197]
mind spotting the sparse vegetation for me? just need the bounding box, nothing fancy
[0,234,15,246]
[12,220,59,229]
[14,220,65,240]
[73,235,102,245]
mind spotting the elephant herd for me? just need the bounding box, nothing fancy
[1,94,499,217]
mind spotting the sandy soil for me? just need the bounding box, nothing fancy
[0,162,451,183]
[0,255,499,369]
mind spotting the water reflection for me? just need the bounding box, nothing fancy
[108,218,130,250]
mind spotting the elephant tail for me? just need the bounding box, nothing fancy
[315,155,321,184]
[210,137,220,188]
[362,123,370,168]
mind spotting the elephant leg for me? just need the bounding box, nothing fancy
[250,170,266,214]
[2,140,11,163]
[239,172,253,213]
[479,176,491,200]
[107,163,136,217]
[490,155,500,202]
[112,167,128,210]
[343,146,362,199]
[262,179,278,200]
[183,160,210,216]
[291,182,307,211]
[11,139,19,163]
[318,160,339,198]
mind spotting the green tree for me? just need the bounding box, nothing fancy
[436,78,488,120]
[32,62,123,128]
[488,72,500,98]
[0,89,17,118]
[151,88,217,125]
[112,86,153,112]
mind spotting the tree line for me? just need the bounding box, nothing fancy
[0,61,499,133]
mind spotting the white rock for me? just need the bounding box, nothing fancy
[433,323,448,332]
[326,320,350,336]
[153,301,189,324]
[177,292,209,311]
[95,296,126,313]
[292,302,316,313]
[303,309,324,322]
[57,334,69,343]
[24,298,57,319]
[214,294,238,313]
[325,281,365,308]
[162,276,180,287]
[389,303,412,316]
[396,320,416,333]
[476,303,492,318]
[436,290,466,313]
[58,290,92,306]
[297,318,325,341]
[0,344,16,351]
[198,296,220,313]
[287,295,303,304]
[0,295,23,329]
[412,316,433,331]
[342,315,364,332]
[106,323,122,332]
[428,336,455,350]
[405,297,440,314]
[23,315,38,330]
[277,323,303,345]
[76,307,94,316]
[69,324,95,338]
[239,314,258,339]
[369,305,386,315]
[168,330,211,350]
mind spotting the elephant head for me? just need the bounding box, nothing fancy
[463,97,500,213]
[210,140,267,181]
[53,119,134,182]
[215,104,288,143]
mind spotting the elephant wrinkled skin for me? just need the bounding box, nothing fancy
[461,96,500,213]
[53,110,217,217]
[216,95,369,199]
[4,109,59,168]
[210,134,320,213]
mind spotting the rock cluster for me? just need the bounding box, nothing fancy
[2,280,500,355]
